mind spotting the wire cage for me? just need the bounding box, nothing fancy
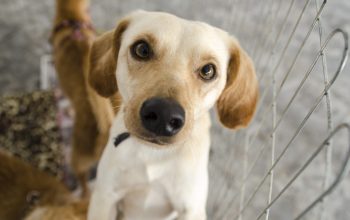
[207,0,350,219]
[1,0,349,219]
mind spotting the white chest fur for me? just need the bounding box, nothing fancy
[89,110,211,220]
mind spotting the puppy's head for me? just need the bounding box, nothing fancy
[89,11,258,146]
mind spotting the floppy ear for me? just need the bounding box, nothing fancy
[216,42,259,129]
[88,19,129,97]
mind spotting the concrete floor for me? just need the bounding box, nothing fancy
[1,0,349,219]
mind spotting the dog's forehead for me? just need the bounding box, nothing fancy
[124,11,229,57]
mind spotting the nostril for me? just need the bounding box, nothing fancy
[144,111,158,121]
[169,117,183,130]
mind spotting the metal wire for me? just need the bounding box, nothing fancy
[314,1,333,218]
[257,123,350,220]
[294,123,350,219]
[236,28,348,220]
[212,0,350,219]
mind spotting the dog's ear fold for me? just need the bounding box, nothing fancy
[216,41,259,129]
[88,19,129,97]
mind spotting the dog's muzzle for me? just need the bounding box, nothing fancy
[140,97,185,137]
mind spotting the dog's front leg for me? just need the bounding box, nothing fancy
[88,188,124,220]
[88,187,126,220]
[173,172,208,220]
[166,172,208,220]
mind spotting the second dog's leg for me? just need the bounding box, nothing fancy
[71,110,100,197]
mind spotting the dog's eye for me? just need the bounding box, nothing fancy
[199,64,216,81]
[131,40,153,60]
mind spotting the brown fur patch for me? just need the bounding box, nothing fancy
[0,153,72,220]
[52,0,115,196]
[216,43,259,129]
[54,0,91,25]
[88,19,129,97]
[25,201,88,220]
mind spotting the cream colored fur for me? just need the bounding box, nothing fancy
[88,10,258,220]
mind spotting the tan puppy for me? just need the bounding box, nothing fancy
[51,0,117,196]
[0,151,87,220]
[88,11,258,220]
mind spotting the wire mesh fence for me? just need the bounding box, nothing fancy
[1,0,349,219]
[208,0,350,219]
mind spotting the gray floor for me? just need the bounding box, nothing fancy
[1,0,349,219]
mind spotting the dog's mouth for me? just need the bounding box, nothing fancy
[114,131,169,147]
[133,133,169,146]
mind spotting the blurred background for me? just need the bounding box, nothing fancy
[0,0,349,219]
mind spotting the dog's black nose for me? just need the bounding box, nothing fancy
[140,97,185,137]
